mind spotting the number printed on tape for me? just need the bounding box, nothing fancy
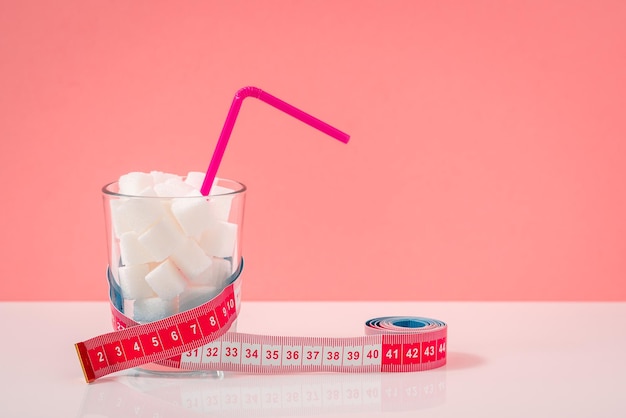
[322,345,343,367]
[437,338,447,360]
[342,345,363,367]
[121,337,144,361]
[282,344,303,367]
[403,342,420,365]
[88,348,107,371]
[181,347,202,364]
[178,318,203,344]
[383,343,402,366]
[262,344,282,366]
[423,340,436,363]
[362,344,382,366]
[302,345,323,366]
[241,342,262,366]
[103,342,125,365]
[202,340,222,364]
[139,331,163,356]
[159,325,183,350]
[221,341,241,364]
[197,312,220,335]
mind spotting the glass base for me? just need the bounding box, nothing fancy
[136,363,224,379]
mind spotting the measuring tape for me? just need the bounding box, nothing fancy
[75,262,447,383]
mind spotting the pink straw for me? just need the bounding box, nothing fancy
[201,86,350,196]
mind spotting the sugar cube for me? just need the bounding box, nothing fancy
[138,215,185,262]
[119,231,155,265]
[150,171,180,184]
[170,197,214,238]
[133,297,178,323]
[113,198,165,234]
[110,228,121,276]
[119,172,154,195]
[197,221,238,258]
[208,184,235,222]
[184,171,206,190]
[145,259,187,300]
[170,238,213,282]
[136,186,157,197]
[209,184,233,196]
[109,199,131,238]
[179,285,221,312]
[154,178,196,197]
[191,257,232,287]
[185,189,202,197]
[118,264,155,299]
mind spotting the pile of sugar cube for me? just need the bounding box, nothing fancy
[109,171,239,322]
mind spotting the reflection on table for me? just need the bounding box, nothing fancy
[79,368,446,417]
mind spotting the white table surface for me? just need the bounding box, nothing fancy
[1,301,625,417]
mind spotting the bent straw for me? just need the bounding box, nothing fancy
[201,86,350,196]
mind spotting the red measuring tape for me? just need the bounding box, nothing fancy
[75,264,447,383]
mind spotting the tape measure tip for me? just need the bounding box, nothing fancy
[74,343,96,383]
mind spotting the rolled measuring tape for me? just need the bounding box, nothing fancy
[75,261,447,383]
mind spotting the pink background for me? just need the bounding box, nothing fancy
[1,1,625,301]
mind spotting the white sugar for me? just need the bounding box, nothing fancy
[119,172,153,195]
[138,215,185,262]
[171,238,213,282]
[197,221,238,258]
[118,264,154,299]
[144,259,187,300]
[133,297,178,323]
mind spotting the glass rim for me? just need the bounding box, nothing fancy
[102,177,246,198]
